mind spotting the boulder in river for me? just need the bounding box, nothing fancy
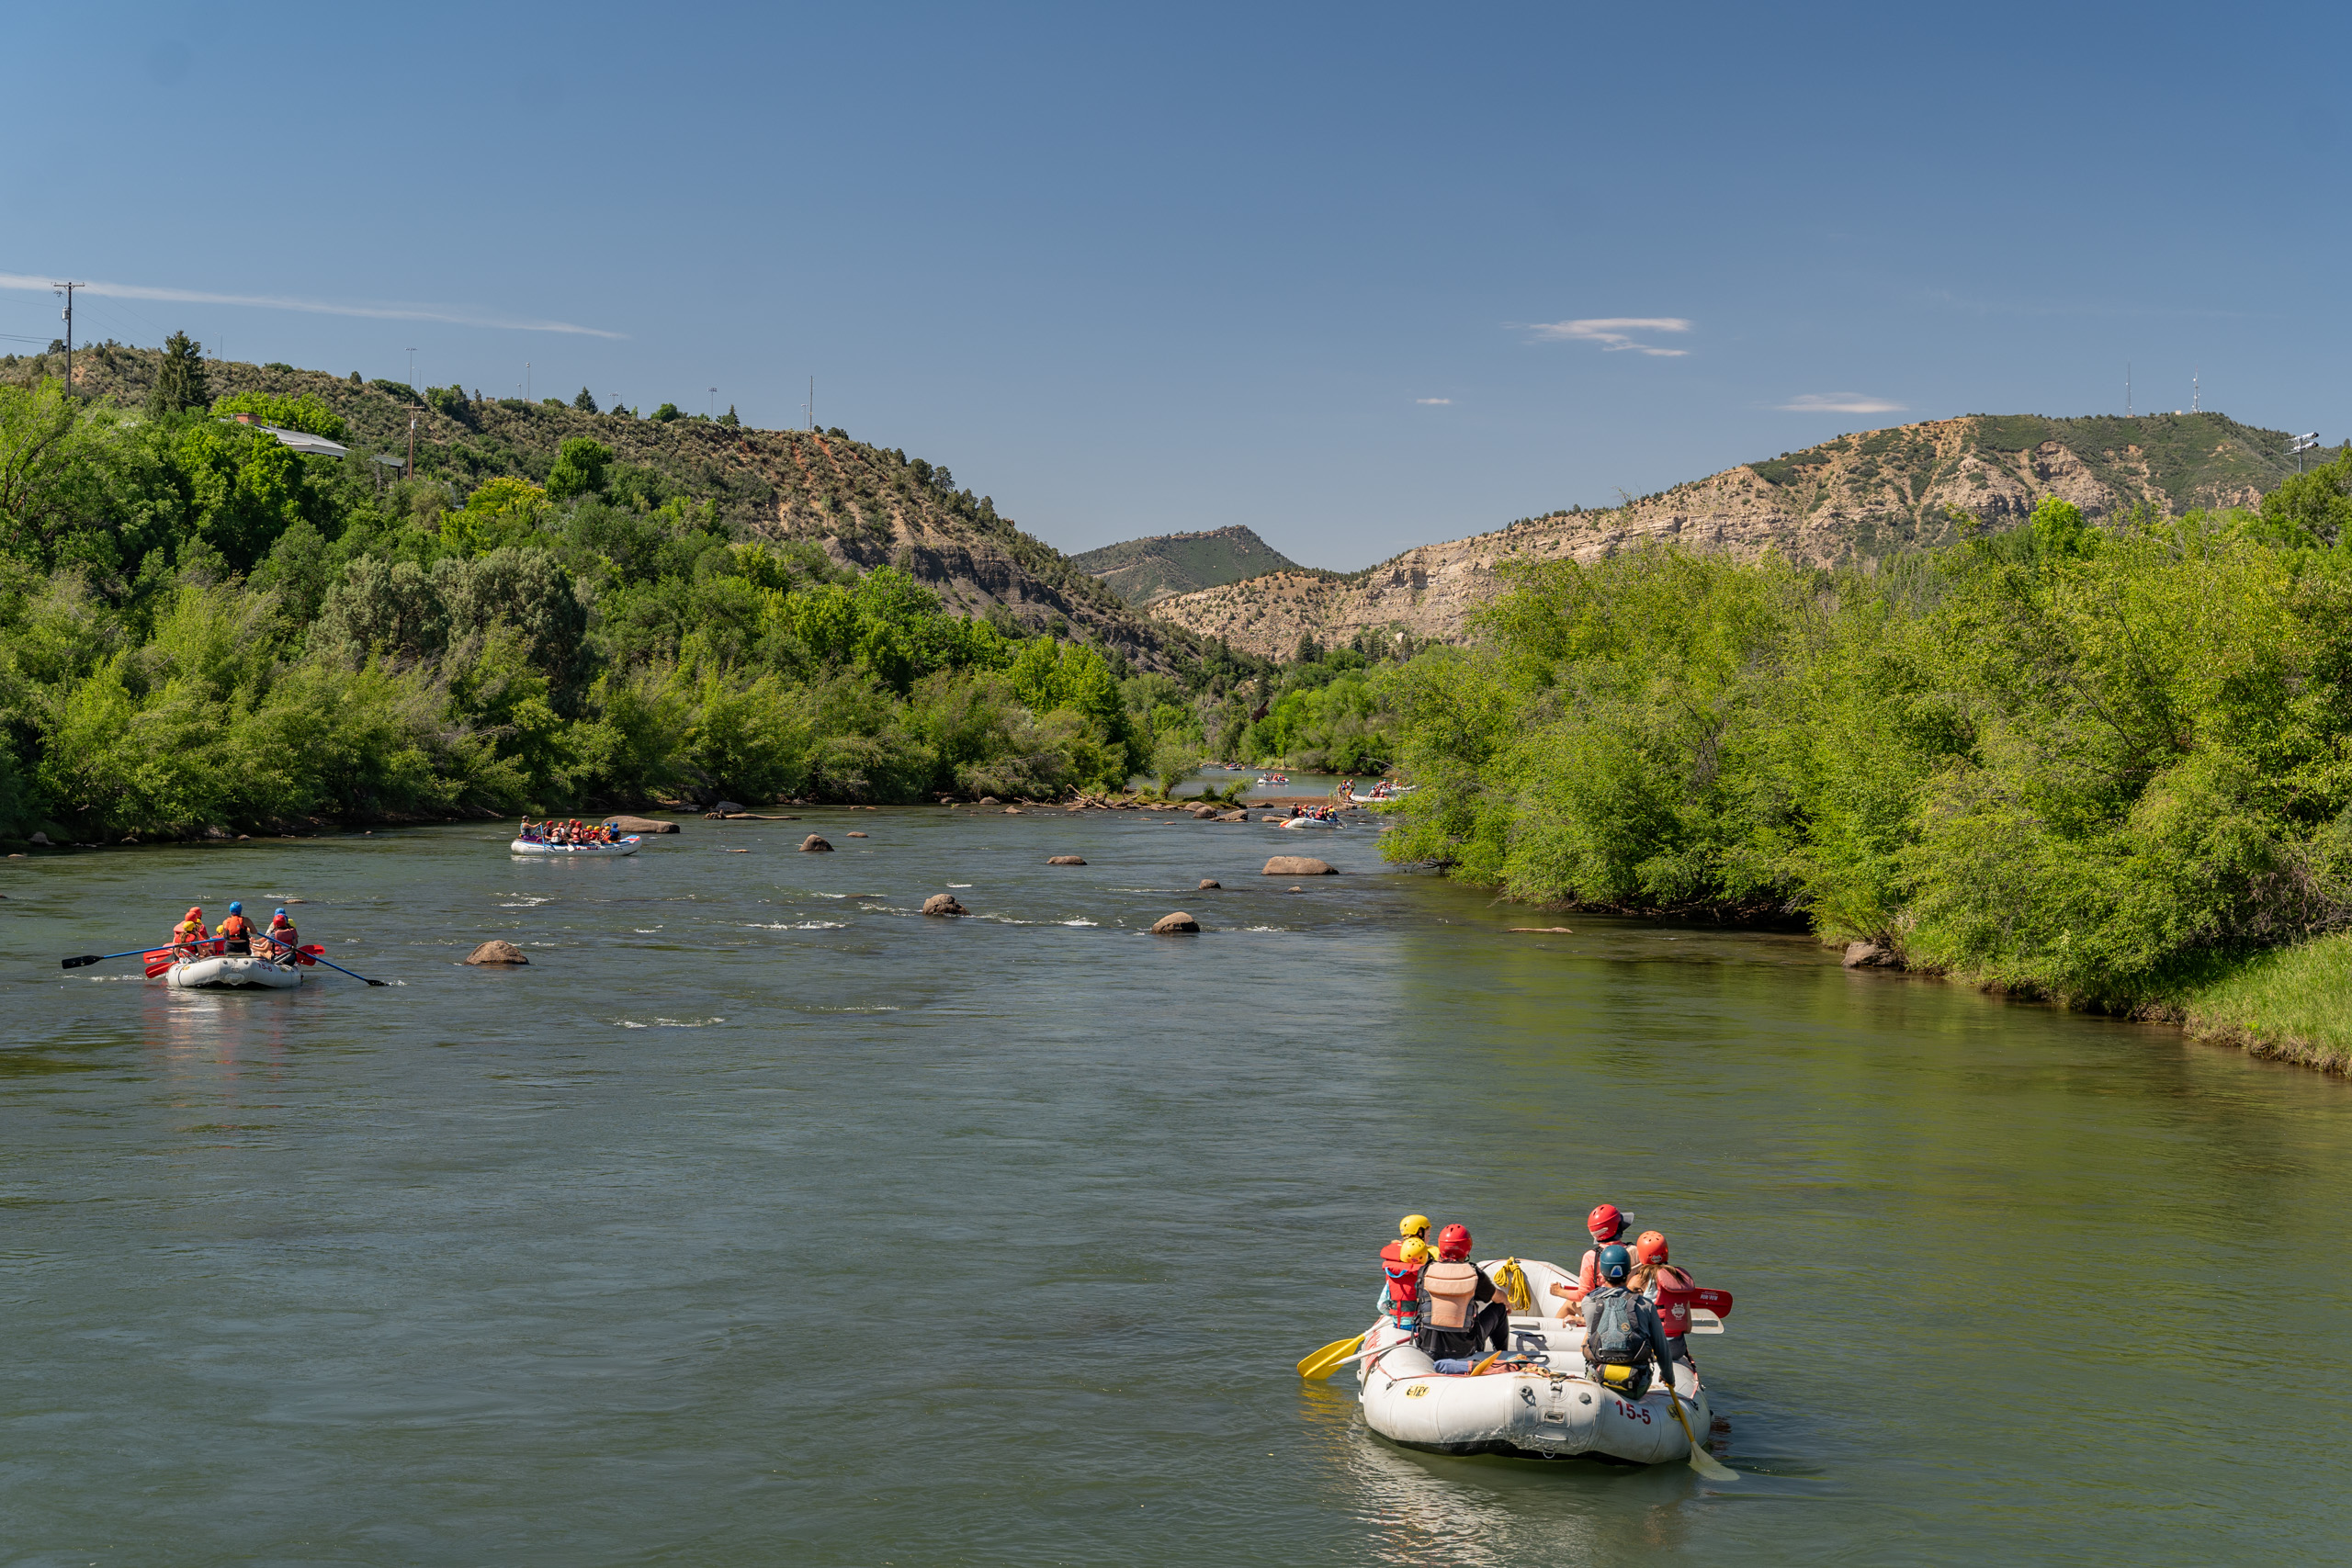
[1262,855,1335,876]
[28,832,49,845]
[1216,810,1248,822]
[1150,911,1201,933]
[710,800,746,815]
[922,893,967,917]
[606,816,678,834]
[978,796,1001,807]
[1189,805,1219,818]
[1198,878,1221,889]
[1047,855,1087,865]
[847,830,869,838]
[801,834,833,852]
[465,940,529,966]
[1843,941,1897,969]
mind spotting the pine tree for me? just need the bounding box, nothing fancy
[573,387,598,413]
[147,332,209,416]
[718,404,740,427]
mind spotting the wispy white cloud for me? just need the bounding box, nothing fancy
[1525,317,1692,356]
[1415,397,1453,405]
[1776,392,1906,413]
[0,272,626,339]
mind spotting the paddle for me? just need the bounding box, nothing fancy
[291,944,387,987]
[1662,1381,1739,1482]
[62,944,176,970]
[1295,1333,1366,1380]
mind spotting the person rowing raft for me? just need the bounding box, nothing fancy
[217,901,254,955]
[170,906,209,960]
[262,908,300,961]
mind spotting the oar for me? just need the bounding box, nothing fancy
[62,944,177,970]
[1662,1381,1738,1482]
[1295,1333,1365,1379]
[293,944,388,987]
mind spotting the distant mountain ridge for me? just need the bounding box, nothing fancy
[10,342,1203,671]
[1069,525,1301,605]
[1153,411,2321,659]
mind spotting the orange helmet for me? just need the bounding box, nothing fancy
[1588,1203,1626,1241]
[186,907,202,919]
[1634,1230,1669,1267]
[1436,1224,1472,1260]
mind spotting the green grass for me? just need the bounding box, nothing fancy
[2178,934,2352,1074]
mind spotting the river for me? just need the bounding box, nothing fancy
[6,809,2348,1564]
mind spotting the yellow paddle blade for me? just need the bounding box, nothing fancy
[1665,1393,1739,1481]
[1295,1333,1367,1379]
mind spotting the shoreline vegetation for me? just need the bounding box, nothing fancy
[1373,474,2352,1078]
[8,340,2350,1075]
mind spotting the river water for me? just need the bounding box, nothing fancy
[6,809,2349,1565]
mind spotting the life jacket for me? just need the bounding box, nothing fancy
[1648,1265,1696,1339]
[1419,1260,1482,1331]
[220,914,252,939]
[173,919,207,945]
[266,920,299,953]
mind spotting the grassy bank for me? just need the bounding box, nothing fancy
[2177,935,2352,1074]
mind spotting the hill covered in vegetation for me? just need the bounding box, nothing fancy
[1069,525,1300,604]
[1156,412,2332,658]
[19,340,1190,671]
[0,337,1320,840]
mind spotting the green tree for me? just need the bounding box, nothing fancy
[545,437,613,501]
[718,405,741,427]
[572,387,598,413]
[651,402,681,423]
[146,332,210,416]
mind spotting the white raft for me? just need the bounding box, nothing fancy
[509,834,642,857]
[1356,1258,1713,1465]
[164,954,303,989]
[1280,816,1340,829]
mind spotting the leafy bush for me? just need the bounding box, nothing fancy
[212,392,348,440]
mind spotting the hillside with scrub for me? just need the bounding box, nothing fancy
[0,336,1396,841]
[1156,412,2329,658]
[1375,468,2352,1073]
[1069,525,1301,604]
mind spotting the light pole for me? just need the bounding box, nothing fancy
[2291,433,2320,474]
[708,387,717,420]
[407,347,417,386]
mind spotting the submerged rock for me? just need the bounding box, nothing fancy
[847,831,870,838]
[1262,855,1336,876]
[922,893,967,917]
[801,834,833,852]
[465,940,529,965]
[1047,855,1087,865]
[607,815,678,834]
[1150,911,1201,933]
[1198,878,1221,889]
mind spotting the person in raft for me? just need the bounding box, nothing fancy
[215,901,255,955]
[262,908,300,962]
[1626,1230,1700,1374]
[1550,1201,1634,1317]
[1377,1214,1433,1326]
[1579,1242,1677,1399]
[170,907,209,960]
[1417,1224,1510,1367]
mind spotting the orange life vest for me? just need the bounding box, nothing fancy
[173,919,207,944]
[1378,1241,1424,1319]
[1420,1260,1481,1330]
[219,915,251,938]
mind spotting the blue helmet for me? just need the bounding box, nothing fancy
[273,908,288,919]
[228,900,243,914]
[1598,1243,1633,1284]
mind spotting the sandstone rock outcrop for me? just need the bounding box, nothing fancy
[1263,856,1336,876]
[922,893,967,917]
[1198,878,1221,889]
[606,816,678,834]
[801,834,833,852]
[465,940,529,965]
[1150,911,1200,933]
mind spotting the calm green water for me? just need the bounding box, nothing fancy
[5,810,2348,1565]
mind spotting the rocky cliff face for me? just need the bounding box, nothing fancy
[1155,412,2305,658]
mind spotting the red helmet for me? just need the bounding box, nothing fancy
[1588,1203,1625,1241]
[1634,1230,1669,1266]
[1435,1224,1473,1260]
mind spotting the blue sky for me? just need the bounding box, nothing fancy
[6,1,2345,570]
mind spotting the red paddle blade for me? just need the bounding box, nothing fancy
[1692,1287,1734,1317]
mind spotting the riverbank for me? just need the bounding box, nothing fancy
[2177,933,2352,1074]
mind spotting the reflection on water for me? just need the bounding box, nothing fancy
[3,813,2349,1564]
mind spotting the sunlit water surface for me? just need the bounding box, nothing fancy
[5,810,2348,1564]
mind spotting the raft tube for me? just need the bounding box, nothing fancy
[164,955,303,989]
[509,835,642,856]
[1355,1258,1713,1465]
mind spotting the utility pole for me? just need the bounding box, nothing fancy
[2291,432,2320,474]
[709,387,717,419]
[407,408,419,486]
[407,347,417,385]
[526,362,531,401]
[51,281,78,397]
